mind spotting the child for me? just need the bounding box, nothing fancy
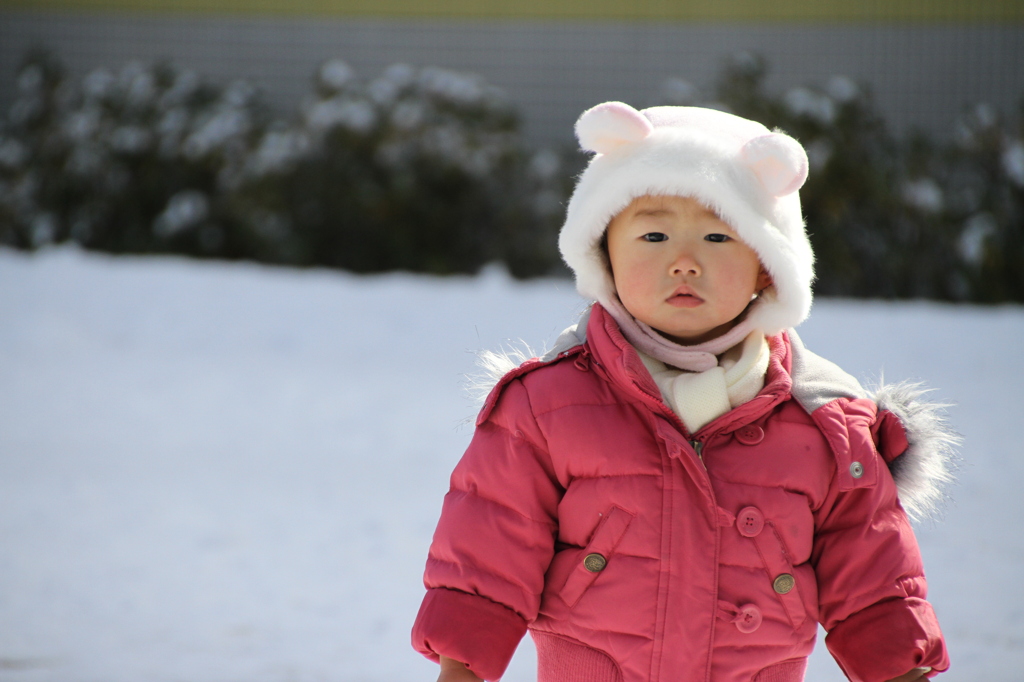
[412,102,954,682]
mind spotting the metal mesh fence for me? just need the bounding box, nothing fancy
[2,7,1023,143]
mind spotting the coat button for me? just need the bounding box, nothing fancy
[735,604,762,633]
[773,573,796,594]
[736,506,764,537]
[583,553,607,572]
[850,461,864,478]
[735,425,765,445]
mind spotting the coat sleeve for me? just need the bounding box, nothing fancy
[810,398,949,682]
[411,377,563,681]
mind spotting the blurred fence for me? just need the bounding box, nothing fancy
[2,4,1023,142]
[1,4,1023,301]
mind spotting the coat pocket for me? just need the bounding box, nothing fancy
[560,505,634,608]
[736,505,809,629]
[533,630,623,682]
[753,657,807,682]
[751,522,808,629]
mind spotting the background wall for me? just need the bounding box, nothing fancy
[2,3,1023,142]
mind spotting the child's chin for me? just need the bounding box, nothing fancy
[660,319,742,346]
[655,327,713,345]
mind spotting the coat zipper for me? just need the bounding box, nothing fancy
[687,435,720,682]
[573,347,591,371]
[690,439,706,468]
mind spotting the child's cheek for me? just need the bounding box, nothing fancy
[618,268,654,309]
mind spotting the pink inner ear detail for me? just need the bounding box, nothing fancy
[576,101,654,154]
[741,134,809,197]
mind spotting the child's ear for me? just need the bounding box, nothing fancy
[756,266,774,293]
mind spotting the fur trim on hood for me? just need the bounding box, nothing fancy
[870,380,960,521]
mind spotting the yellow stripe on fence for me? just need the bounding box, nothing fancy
[4,0,1024,22]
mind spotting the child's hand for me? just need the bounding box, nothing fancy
[885,667,933,682]
[437,655,483,682]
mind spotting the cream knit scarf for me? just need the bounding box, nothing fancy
[638,330,769,434]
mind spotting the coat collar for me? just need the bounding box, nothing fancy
[584,303,793,439]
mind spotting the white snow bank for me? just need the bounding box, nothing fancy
[0,246,1021,681]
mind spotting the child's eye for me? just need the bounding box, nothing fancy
[642,233,668,242]
[705,233,731,243]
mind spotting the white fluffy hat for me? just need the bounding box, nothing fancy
[558,101,815,336]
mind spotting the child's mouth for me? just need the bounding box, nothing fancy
[667,292,704,308]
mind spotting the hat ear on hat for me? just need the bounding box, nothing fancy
[741,133,809,197]
[576,101,654,154]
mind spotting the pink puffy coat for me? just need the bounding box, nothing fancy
[413,304,951,682]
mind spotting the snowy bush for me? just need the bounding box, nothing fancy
[657,52,1024,303]
[935,103,1024,302]
[0,52,566,277]
[4,49,1022,300]
[0,50,288,261]
[241,59,564,277]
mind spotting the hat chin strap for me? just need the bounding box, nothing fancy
[600,294,763,373]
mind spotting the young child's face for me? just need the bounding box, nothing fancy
[606,194,770,345]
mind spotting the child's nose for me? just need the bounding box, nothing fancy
[670,249,701,277]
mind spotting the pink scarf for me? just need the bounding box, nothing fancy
[600,295,761,373]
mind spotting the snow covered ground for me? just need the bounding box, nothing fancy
[1,246,1022,682]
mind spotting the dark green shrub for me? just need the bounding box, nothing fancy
[0,52,566,278]
[658,52,1024,303]
[4,48,1023,301]
[246,60,564,277]
[941,103,1024,302]
[0,50,288,262]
